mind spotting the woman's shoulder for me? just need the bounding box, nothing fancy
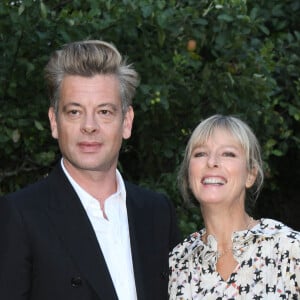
[258,218,300,248]
[258,218,300,236]
[169,231,204,262]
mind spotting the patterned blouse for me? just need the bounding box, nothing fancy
[169,218,300,299]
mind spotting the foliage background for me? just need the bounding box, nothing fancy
[1,0,300,235]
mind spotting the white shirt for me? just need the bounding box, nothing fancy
[61,160,137,300]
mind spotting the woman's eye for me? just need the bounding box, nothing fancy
[194,152,206,157]
[223,151,236,157]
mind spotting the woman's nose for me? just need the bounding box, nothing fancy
[207,153,219,168]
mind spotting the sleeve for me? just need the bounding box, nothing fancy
[168,234,197,299]
[168,251,178,300]
[168,244,186,300]
[0,196,32,299]
[166,197,182,251]
[287,236,300,296]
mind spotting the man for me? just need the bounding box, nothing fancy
[0,40,180,300]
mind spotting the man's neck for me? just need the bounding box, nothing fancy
[61,158,118,206]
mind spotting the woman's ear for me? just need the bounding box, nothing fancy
[246,167,257,189]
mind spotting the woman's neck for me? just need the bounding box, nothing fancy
[202,212,255,244]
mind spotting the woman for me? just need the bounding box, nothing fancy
[169,115,300,299]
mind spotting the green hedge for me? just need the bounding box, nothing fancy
[1,0,299,235]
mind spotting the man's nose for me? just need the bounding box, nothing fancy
[81,114,99,134]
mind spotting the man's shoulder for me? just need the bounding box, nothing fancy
[125,181,167,199]
[2,165,62,206]
[2,174,50,206]
[124,181,175,210]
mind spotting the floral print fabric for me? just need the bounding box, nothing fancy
[169,219,300,299]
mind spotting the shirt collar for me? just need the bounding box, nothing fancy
[60,158,126,205]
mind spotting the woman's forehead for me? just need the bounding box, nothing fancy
[191,127,245,150]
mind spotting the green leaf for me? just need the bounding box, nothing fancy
[217,14,234,22]
[18,4,25,16]
[11,129,21,143]
[34,120,44,131]
[258,25,270,35]
[40,1,47,19]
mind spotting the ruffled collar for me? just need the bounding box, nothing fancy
[171,218,298,271]
[175,219,265,267]
[200,227,258,266]
[172,218,295,266]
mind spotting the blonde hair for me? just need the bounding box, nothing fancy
[44,40,140,114]
[178,115,264,208]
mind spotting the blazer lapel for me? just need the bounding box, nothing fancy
[46,165,118,300]
[126,183,154,300]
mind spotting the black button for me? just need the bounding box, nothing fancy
[160,271,168,279]
[71,276,82,287]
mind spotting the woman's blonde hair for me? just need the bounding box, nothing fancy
[178,114,264,209]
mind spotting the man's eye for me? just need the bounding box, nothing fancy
[99,109,115,117]
[101,110,110,115]
[68,110,79,115]
[65,109,82,119]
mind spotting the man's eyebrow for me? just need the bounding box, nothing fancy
[61,102,119,111]
[62,102,81,111]
[97,103,118,110]
[64,102,81,106]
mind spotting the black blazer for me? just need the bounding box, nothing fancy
[0,164,180,300]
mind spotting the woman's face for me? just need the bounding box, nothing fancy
[188,128,256,207]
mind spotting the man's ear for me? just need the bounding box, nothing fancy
[48,107,58,139]
[122,106,134,140]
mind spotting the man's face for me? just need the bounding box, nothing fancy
[48,74,133,175]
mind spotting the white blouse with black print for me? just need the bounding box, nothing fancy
[169,218,300,299]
